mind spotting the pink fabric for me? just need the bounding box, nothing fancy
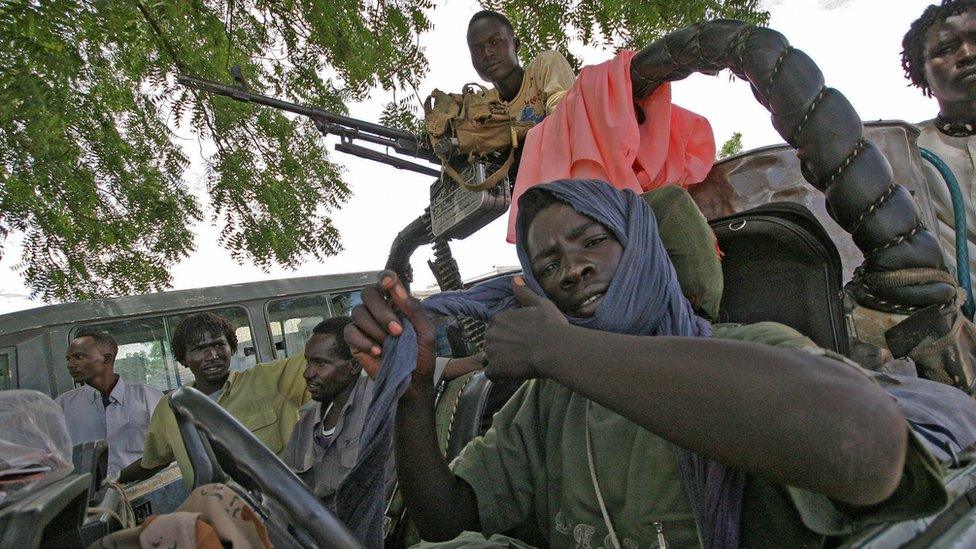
[506,49,716,242]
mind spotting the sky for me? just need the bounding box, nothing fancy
[0,0,944,315]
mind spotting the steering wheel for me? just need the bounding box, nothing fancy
[168,386,363,549]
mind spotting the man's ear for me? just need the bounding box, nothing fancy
[513,35,520,53]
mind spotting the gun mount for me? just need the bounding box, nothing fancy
[178,71,511,245]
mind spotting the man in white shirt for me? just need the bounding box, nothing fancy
[55,329,162,474]
[903,0,976,293]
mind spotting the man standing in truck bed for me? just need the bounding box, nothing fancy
[467,10,575,128]
[903,0,976,293]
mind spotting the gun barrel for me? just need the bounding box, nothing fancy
[177,74,426,152]
[335,142,441,177]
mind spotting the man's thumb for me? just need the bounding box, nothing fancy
[512,276,544,307]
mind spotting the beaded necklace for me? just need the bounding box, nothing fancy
[936,112,976,137]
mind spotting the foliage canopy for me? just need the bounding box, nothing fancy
[0,0,767,302]
[719,131,744,159]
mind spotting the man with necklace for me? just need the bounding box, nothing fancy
[903,0,976,293]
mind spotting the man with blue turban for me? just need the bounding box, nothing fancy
[344,178,976,547]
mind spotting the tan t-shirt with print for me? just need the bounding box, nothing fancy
[486,50,575,125]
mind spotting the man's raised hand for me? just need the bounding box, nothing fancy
[484,277,569,381]
[344,271,437,395]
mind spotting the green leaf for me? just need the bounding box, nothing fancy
[0,0,767,301]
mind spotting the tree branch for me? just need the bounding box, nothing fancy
[132,1,190,74]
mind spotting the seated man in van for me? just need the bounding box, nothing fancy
[284,316,481,506]
[56,329,163,475]
[347,179,976,547]
[119,312,310,485]
[283,316,370,504]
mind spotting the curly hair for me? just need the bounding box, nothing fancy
[171,311,238,365]
[902,0,976,96]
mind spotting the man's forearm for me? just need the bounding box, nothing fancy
[395,386,480,540]
[538,325,907,506]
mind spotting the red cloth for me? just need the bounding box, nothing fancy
[506,49,716,242]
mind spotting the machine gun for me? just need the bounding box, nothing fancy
[179,70,510,242]
[179,69,508,351]
[177,72,441,178]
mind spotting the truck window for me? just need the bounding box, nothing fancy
[79,305,257,392]
[268,295,330,359]
[329,290,362,317]
[0,347,14,390]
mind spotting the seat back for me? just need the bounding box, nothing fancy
[433,371,521,461]
[710,202,849,354]
[0,473,90,547]
[72,439,108,506]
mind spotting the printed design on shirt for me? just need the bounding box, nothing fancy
[519,104,544,124]
[516,87,548,123]
[553,509,652,549]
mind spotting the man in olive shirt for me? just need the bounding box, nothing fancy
[119,312,310,486]
[347,180,976,547]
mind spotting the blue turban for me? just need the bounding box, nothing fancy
[513,178,713,336]
[336,179,740,548]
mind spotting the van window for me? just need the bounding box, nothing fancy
[266,291,363,358]
[79,306,256,392]
[329,290,362,317]
[0,347,14,390]
[80,317,180,391]
[268,295,330,359]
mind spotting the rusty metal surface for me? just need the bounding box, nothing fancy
[849,304,910,350]
[690,120,944,283]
